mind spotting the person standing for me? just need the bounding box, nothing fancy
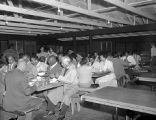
[151,43,156,67]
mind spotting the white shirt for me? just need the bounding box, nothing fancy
[36,62,48,72]
[151,47,156,57]
[58,64,78,85]
[127,55,136,66]
[99,59,114,73]
[77,65,92,84]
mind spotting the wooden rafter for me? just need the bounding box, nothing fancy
[0,4,110,27]
[0,31,37,36]
[0,29,47,35]
[0,25,64,34]
[66,0,156,17]
[0,21,78,32]
[0,15,93,30]
[103,0,156,21]
[29,0,131,25]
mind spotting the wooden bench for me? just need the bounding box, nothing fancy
[70,87,97,115]
[0,98,44,120]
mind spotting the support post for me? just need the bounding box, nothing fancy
[73,36,77,53]
[89,35,93,53]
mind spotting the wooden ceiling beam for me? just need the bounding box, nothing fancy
[0,21,78,32]
[0,26,64,34]
[103,0,156,21]
[49,23,156,38]
[0,15,93,30]
[0,4,109,27]
[29,0,131,25]
[0,29,47,35]
[0,31,36,36]
[66,0,156,17]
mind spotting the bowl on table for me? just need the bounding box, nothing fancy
[38,72,46,76]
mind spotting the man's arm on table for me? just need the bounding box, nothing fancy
[21,76,36,96]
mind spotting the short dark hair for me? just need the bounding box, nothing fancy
[31,55,38,61]
[39,56,46,62]
[99,51,107,58]
[80,57,88,65]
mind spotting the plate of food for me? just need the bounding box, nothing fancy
[38,72,46,76]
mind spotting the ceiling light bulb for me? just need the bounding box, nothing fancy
[58,7,61,13]
[5,21,8,25]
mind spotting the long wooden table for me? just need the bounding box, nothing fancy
[82,87,156,120]
[36,82,64,92]
[136,72,156,91]
[137,77,156,82]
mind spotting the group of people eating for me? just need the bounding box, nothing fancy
[0,45,144,120]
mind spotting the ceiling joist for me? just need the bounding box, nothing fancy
[29,0,132,25]
[103,0,156,21]
[0,21,78,32]
[0,4,110,27]
[0,15,93,30]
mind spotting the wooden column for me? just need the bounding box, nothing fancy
[73,36,77,53]
[89,35,93,53]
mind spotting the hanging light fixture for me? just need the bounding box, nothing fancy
[5,20,8,25]
[57,6,61,15]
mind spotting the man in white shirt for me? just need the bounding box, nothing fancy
[151,43,156,67]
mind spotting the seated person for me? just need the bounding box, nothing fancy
[21,54,38,78]
[31,56,48,74]
[76,53,83,68]
[95,52,117,88]
[122,52,136,67]
[107,53,129,80]
[6,55,17,72]
[48,47,57,57]
[36,46,48,59]
[57,56,79,120]
[46,55,63,115]
[47,55,62,77]
[77,57,93,88]
[3,60,45,119]
[2,44,18,63]
[89,54,100,73]
[133,51,141,69]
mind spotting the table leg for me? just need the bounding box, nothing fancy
[115,107,118,120]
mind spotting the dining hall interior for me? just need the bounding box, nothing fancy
[0,0,156,120]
